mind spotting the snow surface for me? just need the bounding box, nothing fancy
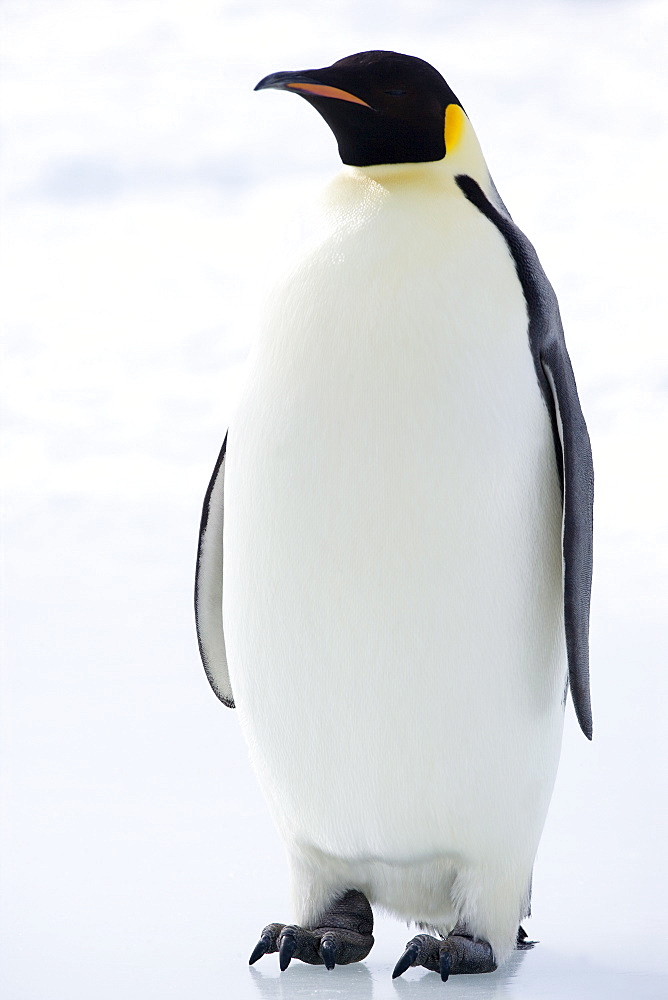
[1,1,667,997]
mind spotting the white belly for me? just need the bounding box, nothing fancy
[223,177,565,888]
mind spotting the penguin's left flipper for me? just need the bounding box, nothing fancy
[456,174,594,741]
[195,432,235,708]
[249,889,374,970]
[392,929,497,981]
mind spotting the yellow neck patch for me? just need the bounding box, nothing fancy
[444,103,465,153]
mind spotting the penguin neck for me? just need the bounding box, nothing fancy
[341,112,493,199]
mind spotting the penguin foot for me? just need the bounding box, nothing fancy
[248,889,374,971]
[392,927,497,981]
[516,925,537,950]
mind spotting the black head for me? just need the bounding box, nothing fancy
[255,50,463,167]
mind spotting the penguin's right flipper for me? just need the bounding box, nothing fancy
[195,433,235,707]
[540,342,594,739]
[456,173,594,741]
[249,890,374,971]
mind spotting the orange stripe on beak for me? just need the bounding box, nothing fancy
[286,82,371,107]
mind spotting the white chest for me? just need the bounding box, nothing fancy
[222,179,565,860]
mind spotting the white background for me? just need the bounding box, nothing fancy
[2,1,667,997]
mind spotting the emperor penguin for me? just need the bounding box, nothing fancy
[195,50,593,981]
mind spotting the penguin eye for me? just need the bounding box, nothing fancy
[384,88,407,97]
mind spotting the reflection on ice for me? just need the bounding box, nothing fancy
[250,961,374,999]
[248,946,667,1000]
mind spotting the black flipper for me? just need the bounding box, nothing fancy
[195,432,235,707]
[456,174,594,740]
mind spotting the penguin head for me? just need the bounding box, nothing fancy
[255,50,467,168]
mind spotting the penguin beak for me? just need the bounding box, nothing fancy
[254,71,372,108]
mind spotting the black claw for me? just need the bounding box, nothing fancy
[279,931,297,971]
[320,935,337,970]
[249,936,270,965]
[516,925,537,950]
[392,943,419,979]
[439,951,451,982]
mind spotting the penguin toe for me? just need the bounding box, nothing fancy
[278,928,298,970]
[392,940,421,978]
[248,938,269,966]
[392,933,439,978]
[439,950,451,982]
[319,933,338,970]
[248,922,284,965]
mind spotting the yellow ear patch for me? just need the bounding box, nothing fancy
[445,103,465,153]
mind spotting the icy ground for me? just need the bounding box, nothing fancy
[1,1,667,997]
